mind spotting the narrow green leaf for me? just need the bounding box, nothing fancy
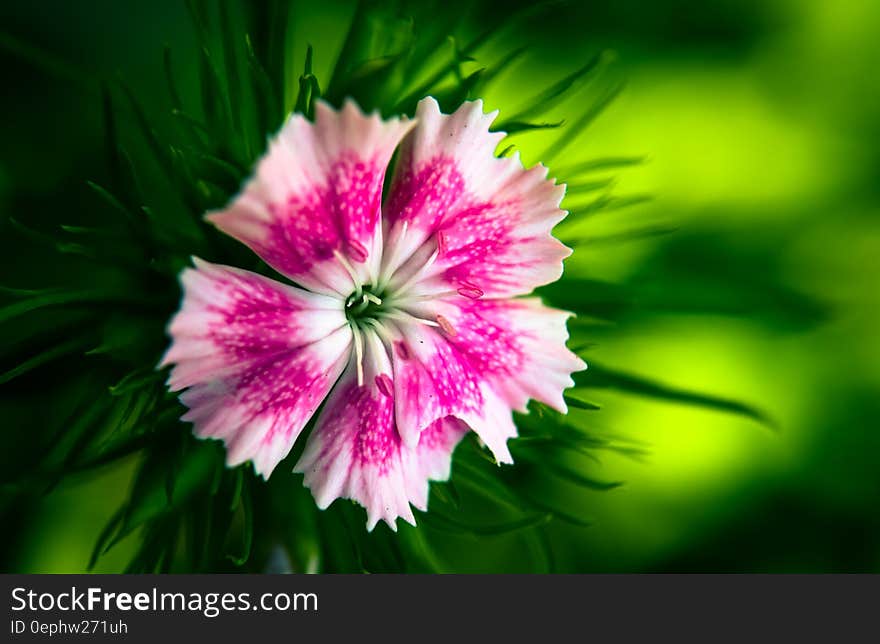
[226,477,253,566]
[218,0,244,138]
[577,361,777,428]
[497,120,565,135]
[429,480,460,510]
[112,445,218,547]
[199,46,230,137]
[0,337,89,385]
[244,33,279,139]
[109,368,164,397]
[542,81,624,161]
[7,217,64,249]
[89,508,125,570]
[101,84,122,190]
[325,0,370,99]
[0,289,146,324]
[228,467,244,511]
[555,155,645,177]
[86,181,136,223]
[523,494,594,528]
[421,510,553,537]
[564,177,616,196]
[563,394,601,411]
[573,225,678,246]
[475,45,527,92]
[163,45,184,110]
[294,45,322,118]
[500,52,605,125]
[452,457,521,510]
[565,193,653,219]
[0,30,90,87]
[541,462,623,491]
[171,109,211,138]
[119,79,172,174]
[433,68,486,113]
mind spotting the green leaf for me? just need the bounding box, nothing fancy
[244,33,279,140]
[111,443,218,549]
[564,193,653,219]
[542,463,623,492]
[572,224,678,246]
[542,81,624,161]
[163,45,184,110]
[563,394,601,411]
[294,45,322,119]
[218,0,244,139]
[474,45,527,93]
[228,467,244,511]
[429,480,460,510]
[108,368,165,397]
[171,109,211,139]
[226,476,253,566]
[555,155,645,177]
[433,68,486,113]
[0,288,149,324]
[497,119,565,135]
[0,337,90,385]
[420,509,553,537]
[198,46,233,141]
[522,494,594,528]
[577,362,777,428]
[0,29,91,87]
[563,177,616,196]
[86,178,141,228]
[119,79,172,175]
[499,51,605,125]
[452,456,522,510]
[89,508,125,570]
[336,54,405,112]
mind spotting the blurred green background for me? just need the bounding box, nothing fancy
[1,0,878,572]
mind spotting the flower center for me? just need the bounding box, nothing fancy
[345,285,387,324]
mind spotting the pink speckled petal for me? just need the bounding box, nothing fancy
[382,97,571,299]
[402,296,587,414]
[207,100,414,296]
[295,329,465,530]
[388,320,518,463]
[160,258,352,477]
[406,416,468,511]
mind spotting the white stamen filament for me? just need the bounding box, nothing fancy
[387,247,439,297]
[351,325,365,387]
[363,318,395,345]
[381,309,440,327]
[334,249,362,297]
[377,221,408,291]
[389,290,460,307]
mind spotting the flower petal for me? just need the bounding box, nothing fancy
[387,320,518,463]
[160,258,352,477]
[402,296,587,414]
[413,416,469,496]
[295,329,465,530]
[207,100,414,295]
[381,96,571,299]
[405,416,468,511]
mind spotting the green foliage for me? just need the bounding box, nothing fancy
[0,0,826,573]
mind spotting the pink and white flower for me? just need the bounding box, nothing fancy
[161,97,586,530]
